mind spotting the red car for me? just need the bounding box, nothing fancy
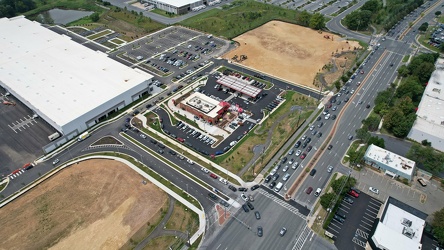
[177,137,185,142]
[210,173,218,179]
[300,153,307,159]
[360,70,364,74]
[348,190,359,198]
[306,187,313,194]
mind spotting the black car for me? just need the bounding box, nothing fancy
[309,169,317,176]
[294,141,301,148]
[251,184,260,191]
[238,187,248,192]
[169,150,176,155]
[246,201,254,210]
[257,226,263,237]
[228,185,237,192]
[255,211,261,220]
[327,144,333,150]
[242,204,250,212]
[272,174,280,181]
[281,157,288,164]
[208,193,218,201]
[158,144,165,149]
[305,137,311,143]
[336,212,346,219]
[332,115,337,120]
[307,146,312,152]
[264,175,272,183]
[269,181,276,188]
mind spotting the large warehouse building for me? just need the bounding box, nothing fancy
[144,0,204,14]
[408,58,444,152]
[0,16,153,143]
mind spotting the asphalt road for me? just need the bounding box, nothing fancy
[325,0,372,42]
[292,37,410,208]
[203,189,314,250]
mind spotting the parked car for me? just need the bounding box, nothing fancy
[264,175,272,183]
[348,190,359,198]
[343,197,354,204]
[369,187,379,194]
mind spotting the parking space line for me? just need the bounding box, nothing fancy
[352,237,367,248]
[365,209,377,216]
[359,224,372,232]
[327,226,339,234]
[356,228,369,239]
[360,219,373,228]
[362,216,374,223]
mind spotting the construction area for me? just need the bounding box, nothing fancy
[0,159,168,250]
[223,21,361,89]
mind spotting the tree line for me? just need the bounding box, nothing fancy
[0,0,36,18]
[343,0,424,31]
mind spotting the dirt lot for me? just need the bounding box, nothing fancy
[0,159,167,250]
[223,21,360,89]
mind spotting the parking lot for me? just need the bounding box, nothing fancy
[0,86,58,179]
[115,26,230,82]
[150,67,287,156]
[326,190,383,250]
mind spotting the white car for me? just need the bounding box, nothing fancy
[309,125,315,130]
[52,159,60,165]
[241,193,249,201]
[327,165,333,173]
[283,165,289,172]
[325,114,331,120]
[219,177,228,185]
[295,150,302,156]
[140,134,147,139]
[201,167,209,173]
[187,159,194,165]
[369,187,379,194]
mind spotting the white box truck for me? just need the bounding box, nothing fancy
[78,132,90,142]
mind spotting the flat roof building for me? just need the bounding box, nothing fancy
[0,16,153,147]
[408,58,444,152]
[217,75,262,98]
[144,0,204,14]
[368,197,427,250]
[179,92,228,124]
[363,144,416,180]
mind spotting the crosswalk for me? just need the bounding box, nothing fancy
[292,225,312,250]
[9,169,25,180]
[259,189,306,220]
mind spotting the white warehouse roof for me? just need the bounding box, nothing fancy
[0,16,152,133]
[149,0,201,7]
[408,58,444,151]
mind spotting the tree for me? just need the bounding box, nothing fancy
[440,43,444,53]
[396,77,424,103]
[412,61,435,83]
[435,11,442,17]
[309,13,325,30]
[421,139,432,146]
[361,0,380,12]
[362,115,381,131]
[397,65,410,77]
[320,192,337,209]
[343,10,372,30]
[418,22,428,32]
[431,207,444,245]
[331,176,357,194]
[90,12,100,22]
[407,144,444,174]
[356,128,371,141]
[297,10,312,27]
[368,136,385,148]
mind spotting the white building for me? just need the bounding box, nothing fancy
[144,0,204,14]
[408,58,444,152]
[368,197,427,250]
[363,144,416,180]
[0,16,153,141]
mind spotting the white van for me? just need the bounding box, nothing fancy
[274,182,283,192]
[314,188,322,197]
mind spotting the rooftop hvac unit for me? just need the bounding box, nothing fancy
[402,218,412,227]
[402,227,415,239]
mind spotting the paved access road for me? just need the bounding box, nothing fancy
[325,0,372,42]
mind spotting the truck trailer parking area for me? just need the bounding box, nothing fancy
[0,87,58,179]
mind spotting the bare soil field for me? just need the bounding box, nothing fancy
[223,21,361,89]
[0,159,167,250]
